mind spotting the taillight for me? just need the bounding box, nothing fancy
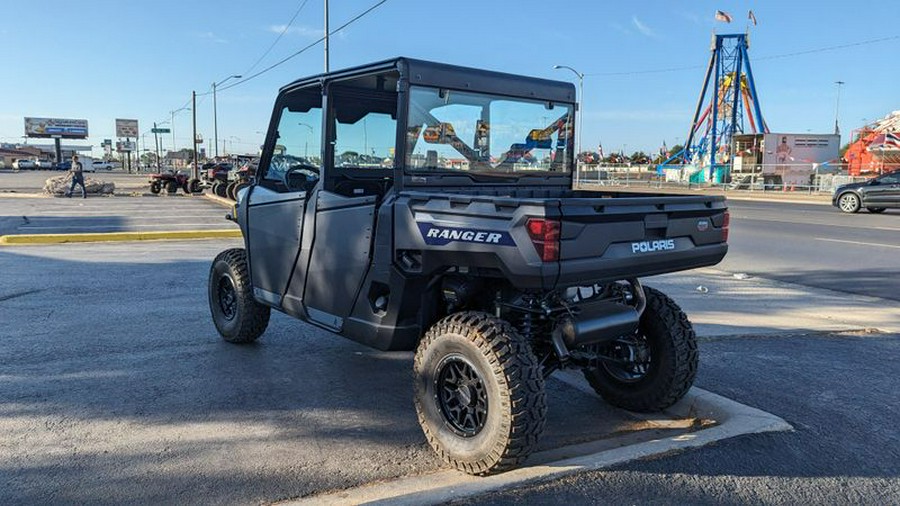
[722,211,730,242]
[525,217,560,262]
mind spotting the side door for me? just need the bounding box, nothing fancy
[246,86,323,308]
[299,73,398,331]
[875,173,900,207]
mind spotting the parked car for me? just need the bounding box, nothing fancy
[833,170,900,213]
[13,159,36,170]
[93,160,114,171]
[35,159,53,169]
[54,161,71,171]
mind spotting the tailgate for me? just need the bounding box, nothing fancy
[555,194,728,287]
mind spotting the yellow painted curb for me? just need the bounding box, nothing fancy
[0,229,242,245]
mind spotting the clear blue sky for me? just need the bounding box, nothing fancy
[2,0,898,156]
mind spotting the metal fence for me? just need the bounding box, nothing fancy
[574,163,874,195]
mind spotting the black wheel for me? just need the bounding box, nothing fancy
[166,180,178,194]
[210,182,220,195]
[226,181,238,200]
[583,286,698,412]
[208,248,270,343]
[867,207,886,214]
[189,179,202,193]
[149,180,162,194]
[414,311,546,475]
[837,192,861,213]
[234,182,250,200]
[214,181,228,198]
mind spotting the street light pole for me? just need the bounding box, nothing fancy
[833,80,845,136]
[553,65,584,162]
[213,74,242,158]
[298,122,314,159]
[170,105,190,164]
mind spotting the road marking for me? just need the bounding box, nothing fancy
[814,237,900,249]
[16,220,237,232]
[283,380,791,506]
[736,216,900,232]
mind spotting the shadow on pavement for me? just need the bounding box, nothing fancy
[0,246,657,504]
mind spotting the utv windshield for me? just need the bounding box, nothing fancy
[405,86,574,174]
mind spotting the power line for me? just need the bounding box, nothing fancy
[214,0,389,94]
[584,33,900,77]
[243,0,312,76]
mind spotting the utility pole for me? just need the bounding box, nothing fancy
[192,90,199,180]
[834,80,845,136]
[153,122,161,172]
[324,0,330,72]
[213,75,241,158]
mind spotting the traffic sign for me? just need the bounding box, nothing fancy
[152,127,171,134]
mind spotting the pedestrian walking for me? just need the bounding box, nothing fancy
[65,155,87,198]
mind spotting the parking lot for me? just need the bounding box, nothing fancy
[1,233,897,504]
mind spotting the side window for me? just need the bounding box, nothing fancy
[260,90,322,192]
[879,175,897,184]
[333,110,396,168]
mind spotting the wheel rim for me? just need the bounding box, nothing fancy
[217,274,238,321]
[435,354,488,437]
[839,194,858,212]
[602,335,652,383]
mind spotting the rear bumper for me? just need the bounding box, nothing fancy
[555,243,728,287]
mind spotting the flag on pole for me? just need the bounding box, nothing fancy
[748,10,757,26]
[598,142,604,159]
[715,10,733,23]
[660,141,668,157]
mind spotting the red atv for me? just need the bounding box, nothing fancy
[149,170,201,195]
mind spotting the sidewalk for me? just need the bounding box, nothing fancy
[650,268,900,335]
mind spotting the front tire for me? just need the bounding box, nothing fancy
[149,180,162,194]
[838,192,861,213]
[414,312,546,475]
[208,248,270,343]
[583,286,698,412]
[166,180,179,194]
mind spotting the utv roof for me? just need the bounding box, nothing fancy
[280,57,576,103]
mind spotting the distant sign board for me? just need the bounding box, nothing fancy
[151,127,171,134]
[116,119,139,138]
[116,140,136,153]
[24,117,89,139]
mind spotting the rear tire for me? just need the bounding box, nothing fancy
[867,207,886,214]
[208,248,270,343]
[189,179,202,193]
[837,192,861,213]
[226,181,238,200]
[583,286,698,412]
[414,311,546,475]
[166,180,178,194]
[214,181,228,198]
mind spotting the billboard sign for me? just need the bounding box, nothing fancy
[761,133,840,171]
[24,117,89,139]
[116,119,139,138]
[116,141,136,153]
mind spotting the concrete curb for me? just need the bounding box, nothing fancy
[283,378,791,505]
[203,192,236,208]
[0,229,242,245]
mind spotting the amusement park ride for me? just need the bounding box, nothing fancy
[662,33,767,183]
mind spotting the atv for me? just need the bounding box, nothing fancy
[149,170,200,195]
[207,58,729,476]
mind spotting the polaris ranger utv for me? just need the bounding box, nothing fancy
[208,58,729,475]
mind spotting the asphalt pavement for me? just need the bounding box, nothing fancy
[0,195,235,236]
[0,169,158,194]
[458,331,900,505]
[0,240,695,505]
[720,200,899,301]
